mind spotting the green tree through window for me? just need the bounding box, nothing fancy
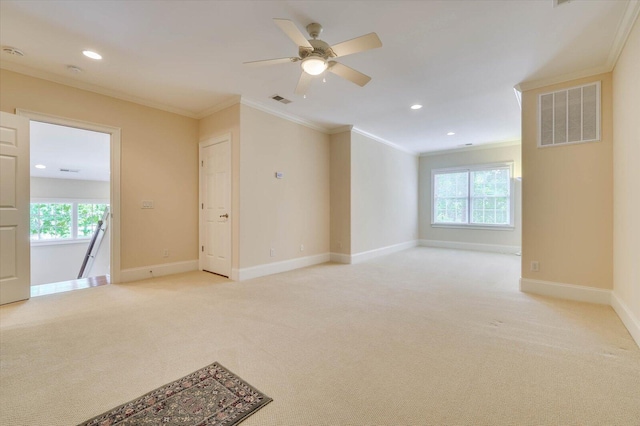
[30,202,109,241]
[78,204,109,237]
[30,203,72,240]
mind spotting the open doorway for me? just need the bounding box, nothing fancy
[28,121,110,296]
[13,109,121,298]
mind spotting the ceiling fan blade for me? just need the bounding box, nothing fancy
[244,57,298,67]
[328,62,371,87]
[274,18,313,49]
[295,71,313,95]
[330,33,382,57]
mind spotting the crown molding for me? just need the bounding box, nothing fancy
[238,97,330,133]
[327,125,354,135]
[0,62,200,118]
[419,140,521,157]
[195,95,242,118]
[3,62,418,156]
[607,0,640,69]
[351,127,419,156]
[514,65,610,93]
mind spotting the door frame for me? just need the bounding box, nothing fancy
[16,109,122,284]
[198,133,232,275]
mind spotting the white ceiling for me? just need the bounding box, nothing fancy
[1,0,637,154]
[30,121,110,182]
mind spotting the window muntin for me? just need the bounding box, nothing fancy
[432,164,513,228]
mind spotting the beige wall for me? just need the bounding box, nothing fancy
[31,177,110,200]
[238,105,330,268]
[199,104,241,271]
[1,69,200,270]
[521,73,613,289]
[330,131,351,254]
[350,132,418,254]
[419,144,522,250]
[613,18,640,320]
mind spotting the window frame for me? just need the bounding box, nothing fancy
[431,162,515,230]
[30,198,110,246]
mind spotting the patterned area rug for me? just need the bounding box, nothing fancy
[78,362,272,426]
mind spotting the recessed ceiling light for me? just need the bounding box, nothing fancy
[447,132,456,136]
[410,104,423,110]
[35,164,46,169]
[82,50,102,60]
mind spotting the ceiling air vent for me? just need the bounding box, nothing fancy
[552,0,572,7]
[59,168,80,173]
[2,46,24,56]
[538,81,600,147]
[270,94,292,105]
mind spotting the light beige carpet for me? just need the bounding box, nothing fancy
[1,247,638,425]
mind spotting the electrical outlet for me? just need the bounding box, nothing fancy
[300,244,304,252]
[270,248,275,257]
[531,261,539,272]
[141,200,154,209]
[163,249,169,258]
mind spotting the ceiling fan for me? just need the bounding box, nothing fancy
[244,19,382,96]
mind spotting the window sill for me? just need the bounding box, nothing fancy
[31,239,91,247]
[431,223,515,231]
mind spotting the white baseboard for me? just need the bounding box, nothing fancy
[330,252,352,264]
[349,240,418,264]
[519,278,611,305]
[611,292,640,348]
[237,253,330,281]
[119,260,198,283]
[420,239,520,254]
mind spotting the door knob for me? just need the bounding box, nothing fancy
[219,213,229,218]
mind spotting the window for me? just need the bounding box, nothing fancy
[30,201,109,242]
[78,203,109,237]
[30,203,72,240]
[432,163,513,228]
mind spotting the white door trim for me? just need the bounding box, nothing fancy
[199,133,232,275]
[16,109,122,284]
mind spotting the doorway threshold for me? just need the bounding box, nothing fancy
[31,275,110,297]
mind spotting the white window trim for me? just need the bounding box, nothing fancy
[431,162,515,230]
[30,198,109,245]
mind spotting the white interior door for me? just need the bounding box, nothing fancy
[200,136,231,277]
[0,112,30,304]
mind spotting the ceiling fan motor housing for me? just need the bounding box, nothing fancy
[299,39,333,60]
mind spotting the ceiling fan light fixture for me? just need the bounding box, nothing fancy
[301,57,327,76]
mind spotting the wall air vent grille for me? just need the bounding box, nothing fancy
[270,94,292,104]
[538,81,600,148]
